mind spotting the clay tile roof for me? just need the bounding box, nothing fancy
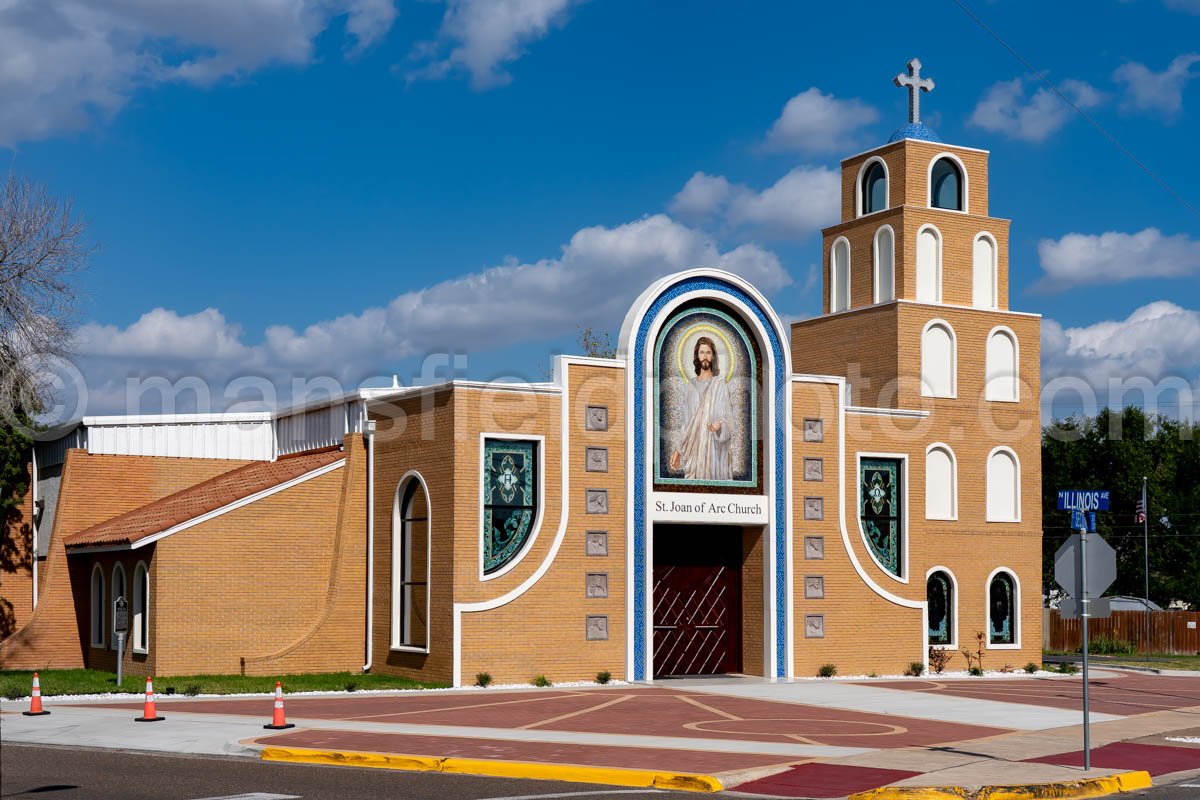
[65,448,345,549]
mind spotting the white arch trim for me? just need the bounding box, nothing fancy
[392,469,432,653]
[855,452,910,584]
[855,156,891,218]
[915,224,944,304]
[920,318,958,399]
[110,562,126,650]
[986,325,1020,403]
[478,434,546,582]
[133,560,149,653]
[927,152,969,214]
[924,442,958,520]
[973,232,999,309]
[986,445,1022,523]
[90,563,105,648]
[873,224,896,304]
[831,236,851,313]
[985,566,1022,650]
[925,565,959,650]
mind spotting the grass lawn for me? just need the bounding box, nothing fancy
[1,669,446,699]
[1100,655,1200,671]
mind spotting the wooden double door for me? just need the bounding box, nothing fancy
[652,525,742,677]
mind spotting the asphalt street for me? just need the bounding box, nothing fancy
[0,743,710,800]
[1119,779,1200,800]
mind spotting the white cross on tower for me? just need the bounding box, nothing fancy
[894,58,935,125]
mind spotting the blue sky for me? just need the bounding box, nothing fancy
[5,0,1199,420]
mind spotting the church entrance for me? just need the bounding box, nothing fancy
[652,524,754,677]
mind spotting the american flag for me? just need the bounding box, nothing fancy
[1135,497,1146,524]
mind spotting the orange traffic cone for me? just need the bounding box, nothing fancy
[22,672,50,716]
[263,680,294,730]
[134,676,164,722]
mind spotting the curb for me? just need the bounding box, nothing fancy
[260,746,723,793]
[848,770,1152,800]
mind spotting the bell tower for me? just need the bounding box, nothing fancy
[793,58,1036,410]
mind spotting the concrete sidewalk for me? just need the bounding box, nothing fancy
[3,670,1199,797]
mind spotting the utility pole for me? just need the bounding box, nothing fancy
[1143,476,1149,655]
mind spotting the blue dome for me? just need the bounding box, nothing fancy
[887,122,942,143]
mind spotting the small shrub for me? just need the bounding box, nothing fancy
[184,684,202,696]
[1024,662,1039,674]
[969,666,983,677]
[344,680,358,692]
[595,671,611,685]
[532,674,552,687]
[868,671,879,678]
[1083,635,1135,655]
[475,672,492,688]
[961,631,986,674]
[5,686,26,700]
[928,647,951,675]
[817,663,837,678]
[904,661,924,677]
[164,686,177,695]
[1000,663,1014,674]
[1058,661,1078,674]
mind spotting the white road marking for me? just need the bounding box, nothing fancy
[479,792,661,800]
[190,794,301,800]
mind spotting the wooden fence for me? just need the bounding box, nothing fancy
[1045,609,1200,655]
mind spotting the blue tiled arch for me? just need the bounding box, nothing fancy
[632,276,788,680]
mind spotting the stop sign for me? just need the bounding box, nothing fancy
[1055,533,1116,600]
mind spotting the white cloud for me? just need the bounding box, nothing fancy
[1113,53,1200,118]
[763,88,879,153]
[1034,227,1200,292]
[669,167,839,240]
[968,76,1102,142]
[0,0,397,145]
[408,0,576,89]
[70,214,790,413]
[1042,302,1200,409]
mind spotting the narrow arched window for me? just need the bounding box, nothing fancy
[988,572,1017,645]
[927,571,954,646]
[930,158,962,210]
[132,562,149,653]
[925,445,956,520]
[111,563,126,650]
[90,565,105,648]
[392,477,430,650]
[920,321,955,398]
[862,160,887,214]
[831,238,851,313]
[973,234,997,308]
[986,328,1019,401]
[986,448,1020,521]
[859,457,903,577]
[916,226,941,303]
[873,226,895,303]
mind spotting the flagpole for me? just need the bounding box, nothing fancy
[1143,476,1149,655]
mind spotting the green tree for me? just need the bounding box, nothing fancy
[1042,408,1200,609]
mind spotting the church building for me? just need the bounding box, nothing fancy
[1,62,1042,684]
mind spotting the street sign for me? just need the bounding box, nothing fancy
[1056,490,1110,512]
[114,596,129,634]
[1055,533,1117,599]
[1058,597,1111,620]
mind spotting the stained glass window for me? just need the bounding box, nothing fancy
[989,572,1016,644]
[927,571,953,645]
[483,439,538,575]
[859,458,902,576]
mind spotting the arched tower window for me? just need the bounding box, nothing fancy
[392,475,431,651]
[986,447,1020,522]
[916,225,941,303]
[986,327,1019,402]
[930,157,963,211]
[973,233,997,308]
[111,563,126,650]
[927,570,955,646]
[925,444,957,520]
[873,226,895,303]
[920,320,956,398]
[132,562,149,653]
[988,571,1018,645]
[831,238,851,313]
[90,565,105,648]
[861,160,887,215]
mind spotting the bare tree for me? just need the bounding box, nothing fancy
[0,174,93,420]
[577,326,616,359]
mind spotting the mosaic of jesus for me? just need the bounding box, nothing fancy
[654,306,757,488]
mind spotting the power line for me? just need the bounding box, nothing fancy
[950,0,1200,221]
